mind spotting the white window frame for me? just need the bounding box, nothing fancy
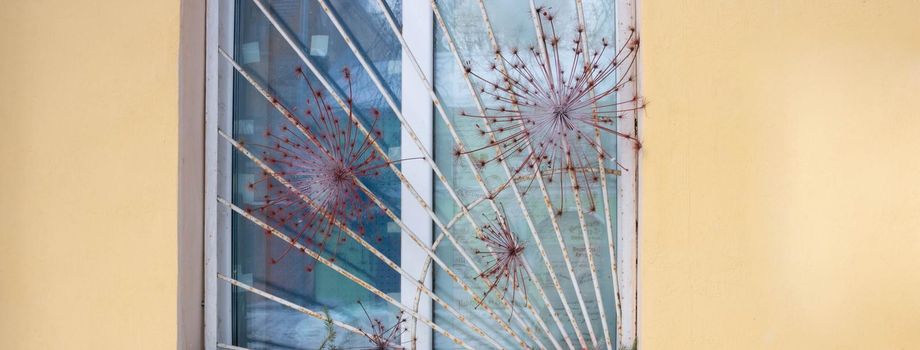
[202,1,639,349]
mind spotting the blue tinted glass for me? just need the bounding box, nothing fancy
[231,1,402,348]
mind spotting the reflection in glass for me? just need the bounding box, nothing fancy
[231,1,402,348]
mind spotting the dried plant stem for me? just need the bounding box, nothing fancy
[232,1,636,348]
[221,45,527,349]
[522,1,633,347]
[221,26,526,347]
[443,168,621,231]
[217,197,473,349]
[362,3,584,349]
[561,136,611,350]
[473,0,597,347]
[316,0,559,347]
[219,130,507,349]
[485,1,605,344]
[430,2,581,349]
[249,1,540,346]
[354,173,540,350]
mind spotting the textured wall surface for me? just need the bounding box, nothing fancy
[0,1,179,349]
[1,0,919,349]
[640,0,920,348]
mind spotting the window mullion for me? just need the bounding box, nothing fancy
[399,0,435,349]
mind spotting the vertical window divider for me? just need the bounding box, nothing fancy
[399,1,435,349]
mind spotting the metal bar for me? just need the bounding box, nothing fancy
[220,44,520,349]
[218,274,371,338]
[473,1,594,347]
[374,3,607,349]
[313,2,546,347]
[429,2,583,349]
[409,233,447,350]
[574,1,618,348]
[530,3,614,343]
[245,2,532,346]
[218,197,474,349]
[217,130,505,348]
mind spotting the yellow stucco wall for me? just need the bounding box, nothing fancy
[1,0,919,349]
[640,0,920,348]
[0,1,179,349]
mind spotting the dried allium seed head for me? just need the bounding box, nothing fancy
[358,301,407,350]
[246,68,391,271]
[474,211,528,319]
[461,12,642,208]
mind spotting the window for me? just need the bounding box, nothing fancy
[205,1,638,349]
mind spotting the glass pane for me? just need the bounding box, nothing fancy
[432,0,622,348]
[231,0,402,348]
